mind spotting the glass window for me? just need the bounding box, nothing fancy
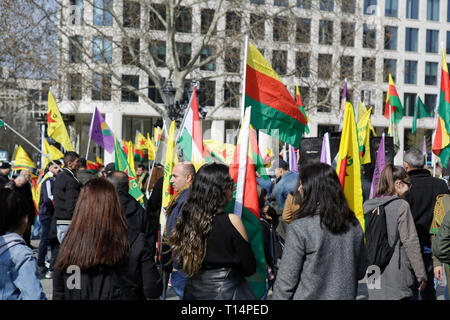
[299,87,309,106]
[362,57,376,82]
[200,46,216,71]
[296,18,311,43]
[149,3,166,31]
[123,0,140,28]
[427,0,439,21]
[92,73,111,101]
[317,88,331,112]
[224,47,240,73]
[425,62,438,85]
[201,9,216,35]
[341,0,356,13]
[448,0,450,21]
[199,80,215,106]
[148,77,163,103]
[224,82,240,108]
[426,29,439,53]
[297,0,311,8]
[296,52,310,78]
[121,75,139,102]
[93,36,112,63]
[364,0,377,14]
[341,22,355,47]
[273,17,289,42]
[70,0,84,25]
[340,56,354,80]
[69,36,82,63]
[175,6,191,33]
[122,38,140,65]
[93,0,113,26]
[320,0,334,11]
[405,27,418,52]
[406,0,419,19]
[226,12,241,37]
[404,60,418,84]
[403,93,417,116]
[69,73,82,101]
[175,42,191,68]
[363,24,376,49]
[318,54,332,79]
[385,0,398,17]
[384,26,398,50]
[149,40,165,67]
[250,14,265,40]
[447,31,450,54]
[250,0,265,4]
[319,20,333,45]
[273,50,287,75]
[424,94,437,115]
[383,59,397,82]
[274,0,288,6]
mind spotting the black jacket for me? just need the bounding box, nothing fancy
[76,169,95,186]
[52,230,163,300]
[0,172,10,188]
[405,169,450,250]
[118,190,155,252]
[53,168,82,221]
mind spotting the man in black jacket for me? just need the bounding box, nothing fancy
[52,151,81,245]
[404,148,450,300]
[0,162,12,187]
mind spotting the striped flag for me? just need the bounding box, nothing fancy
[412,96,431,134]
[178,86,205,170]
[384,74,404,124]
[13,145,36,173]
[244,41,307,147]
[228,107,267,299]
[336,102,365,231]
[296,85,309,134]
[250,126,268,179]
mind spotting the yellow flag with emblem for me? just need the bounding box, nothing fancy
[47,90,74,151]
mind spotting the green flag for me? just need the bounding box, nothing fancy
[114,137,144,204]
[0,119,4,128]
[412,96,431,134]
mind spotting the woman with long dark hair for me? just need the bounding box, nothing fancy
[53,178,162,300]
[166,163,256,300]
[272,162,366,300]
[363,163,426,300]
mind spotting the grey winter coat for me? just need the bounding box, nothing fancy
[363,195,427,300]
[272,214,366,300]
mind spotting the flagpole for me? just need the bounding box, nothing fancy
[240,35,249,122]
[86,107,96,160]
[1,120,62,170]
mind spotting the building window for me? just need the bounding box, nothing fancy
[226,12,241,37]
[70,0,84,25]
[405,27,418,52]
[427,0,440,21]
[384,26,398,50]
[424,94,437,116]
[404,60,418,84]
[296,52,310,78]
[69,36,82,63]
[121,75,139,102]
[447,31,450,54]
[224,82,240,108]
[149,3,166,31]
[272,50,287,75]
[385,0,398,17]
[224,47,240,73]
[176,42,191,68]
[404,93,416,116]
[319,20,333,45]
[93,0,113,26]
[320,0,334,11]
[200,46,216,71]
[299,86,309,105]
[274,0,288,6]
[296,18,311,43]
[317,88,331,112]
[175,6,191,33]
[123,0,140,28]
[122,38,140,65]
[425,62,438,85]
[201,9,216,35]
[340,56,354,80]
[93,36,112,64]
[92,73,111,101]
[448,0,450,21]
[363,24,376,49]
[341,0,356,13]
[318,54,332,79]
[148,77,163,103]
[362,57,376,82]
[41,83,50,101]
[250,14,265,40]
[198,81,215,106]
[406,0,419,19]
[250,0,265,4]
[364,0,377,14]
[149,40,166,67]
[383,59,397,82]
[273,17,289,42]
[297,0,311,8]
[341,22,355,47]
[426,29,439,53]
[69,73,82,101]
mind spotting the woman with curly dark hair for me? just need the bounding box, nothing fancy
[166,163,256,300]
[272,162,367,300]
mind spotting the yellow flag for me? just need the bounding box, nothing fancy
[147,132,156,161]
[127,141,136,177]
[43,138,64,169]
[357,106,373,165]
[47,90,74,151]
[135,131,148,151]
[336,102,365,232]
[358,102,376,136]
[13,146,36,172]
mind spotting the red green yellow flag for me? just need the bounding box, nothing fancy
[384,74,404,124]
[439,48,450,133]
[296,85,310,134]
[336,102,365,231]
[433,117,450,168]
[245,42,307,147]
[13,145,36,172]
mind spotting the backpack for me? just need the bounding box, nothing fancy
[260,218,284,289]
[364,198,400,272]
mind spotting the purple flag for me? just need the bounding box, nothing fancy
[88,107,115,153]
[369,134,385,199]
[289,144,298,172]
[320,133,331,165]
[422,135,427,156]
[338,79,347,132]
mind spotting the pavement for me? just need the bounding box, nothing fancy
[31,239,448,301]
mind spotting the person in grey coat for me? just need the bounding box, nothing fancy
[272,162,367,300]
[363,164,427,300]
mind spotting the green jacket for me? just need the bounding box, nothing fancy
[432,209,450,265]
